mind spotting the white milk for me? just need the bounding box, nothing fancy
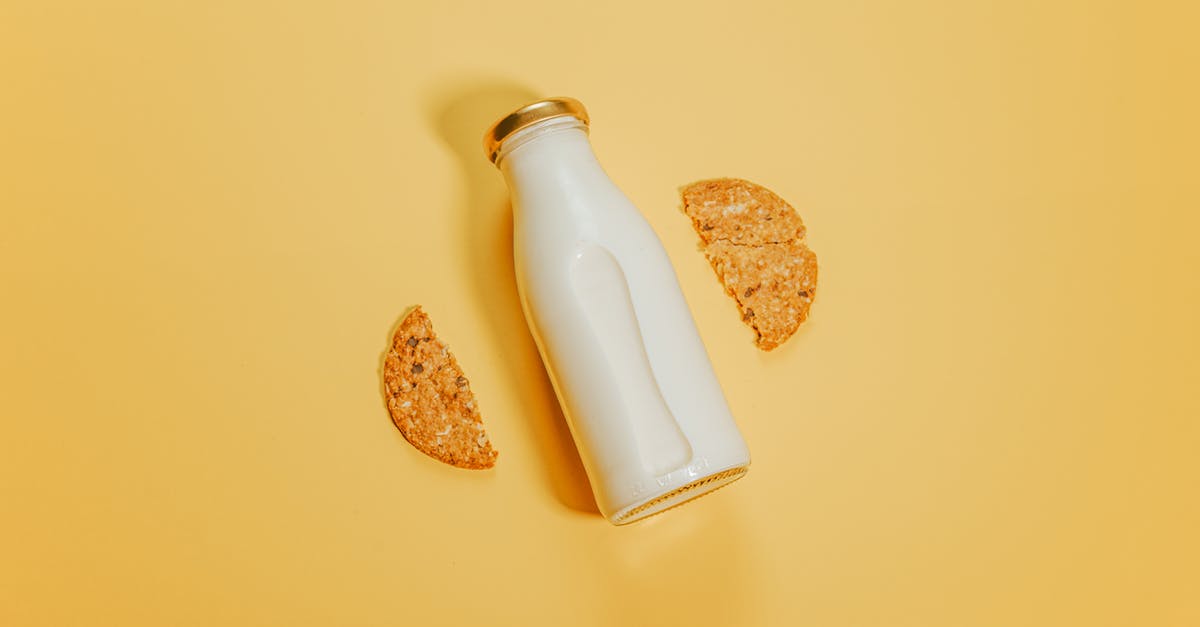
[485,98,750,524]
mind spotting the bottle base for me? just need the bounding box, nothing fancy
[610,465,749,525]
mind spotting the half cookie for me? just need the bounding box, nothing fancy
[681,178,818,351]
[383,307,498,469]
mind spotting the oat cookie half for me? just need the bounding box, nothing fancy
[681,177,807,246]
[681,178,818,351]
[383,307,498,469]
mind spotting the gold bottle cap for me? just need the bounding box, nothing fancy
[483,97,589,164]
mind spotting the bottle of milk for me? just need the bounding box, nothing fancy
[484,97,750,524]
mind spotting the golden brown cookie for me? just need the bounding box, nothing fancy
[704,241,818,351]
[681,178,807,246]
[681,178,818,351]
[383,307,498,469]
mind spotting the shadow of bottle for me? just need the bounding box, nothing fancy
[426,80,599,515]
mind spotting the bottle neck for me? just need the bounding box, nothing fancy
[495,116,590,163]
[496,117,600,188]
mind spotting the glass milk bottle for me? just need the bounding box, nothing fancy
[484,97,750,524]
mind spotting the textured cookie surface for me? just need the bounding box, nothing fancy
[383,307,498,469]
[681,178,818,351]
[681,178,807,246]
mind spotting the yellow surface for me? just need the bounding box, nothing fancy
[1,1,1197,625]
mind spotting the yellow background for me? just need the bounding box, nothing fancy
[2,1,1197,625]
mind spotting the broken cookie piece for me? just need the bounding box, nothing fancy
[681,178,807,246]
[681,178,819,351]
[705,240,818,351]
[383,307,498,469]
